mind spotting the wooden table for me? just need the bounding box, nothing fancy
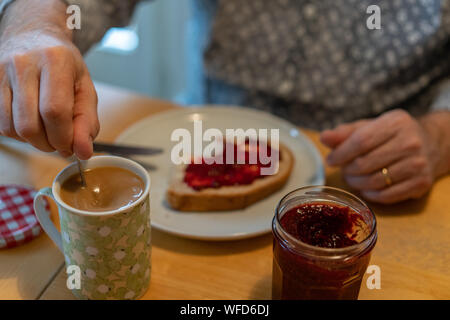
[0,83,449,300]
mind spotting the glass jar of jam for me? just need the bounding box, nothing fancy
[272,186,377,300]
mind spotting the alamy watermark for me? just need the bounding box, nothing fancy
[66,265,81,290]
[170,120,280,176]
[66,5,81,30]
[367,5,381,30]
[65,4,381,32]
[366,264,382,290]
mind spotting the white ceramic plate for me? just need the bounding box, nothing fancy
[115,106,325,241]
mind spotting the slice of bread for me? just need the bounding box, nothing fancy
[166,144,294,211]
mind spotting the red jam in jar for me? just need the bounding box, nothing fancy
[272,186,377,300]
[184,140,277,190]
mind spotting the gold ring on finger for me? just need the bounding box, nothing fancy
[381,167,393,187]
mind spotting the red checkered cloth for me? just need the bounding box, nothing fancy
[0,185,49,249]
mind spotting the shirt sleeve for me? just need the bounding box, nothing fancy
[63,0,146,54]
[429,79,450,111]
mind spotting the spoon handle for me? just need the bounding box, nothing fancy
[76,158,87,187]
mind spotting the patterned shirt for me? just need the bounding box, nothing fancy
[37,1,450,128]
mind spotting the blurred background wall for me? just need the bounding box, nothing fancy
[84,0,215,105]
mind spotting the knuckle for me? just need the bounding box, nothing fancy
[41,103,64,121]
[404,136,423,152]
[43,46,73,66]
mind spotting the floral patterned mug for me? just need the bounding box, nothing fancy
[33,156,151,300]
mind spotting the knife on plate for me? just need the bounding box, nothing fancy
[93,142,163,156]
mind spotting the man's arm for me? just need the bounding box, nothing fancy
[0,0,144,54]
[63,0,145,54]
[0,0,143,159]
[0,0,72,43]
[0,0,95,158]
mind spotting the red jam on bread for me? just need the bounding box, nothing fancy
[184,140,278,190]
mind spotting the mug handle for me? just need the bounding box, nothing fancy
[34,187,63,252]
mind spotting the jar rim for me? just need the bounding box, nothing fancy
[273,186,377,260]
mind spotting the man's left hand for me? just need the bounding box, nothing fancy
[320,109,443,204]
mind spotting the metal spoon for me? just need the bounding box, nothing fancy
[76,158,87,187]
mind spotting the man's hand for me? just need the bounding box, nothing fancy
[320,109,450,204]
[0,0,99,159]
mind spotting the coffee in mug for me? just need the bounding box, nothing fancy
[60,167,145,212]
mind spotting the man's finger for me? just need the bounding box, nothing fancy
[344,156,428,191]
[326,115,398,166]
[9,56,54,151]
[360,175,432,204]
[320,119,369,149]
[39,62,75,157]
[342,134,414,176]
[0,76,22,140]
[72,74,99,160]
